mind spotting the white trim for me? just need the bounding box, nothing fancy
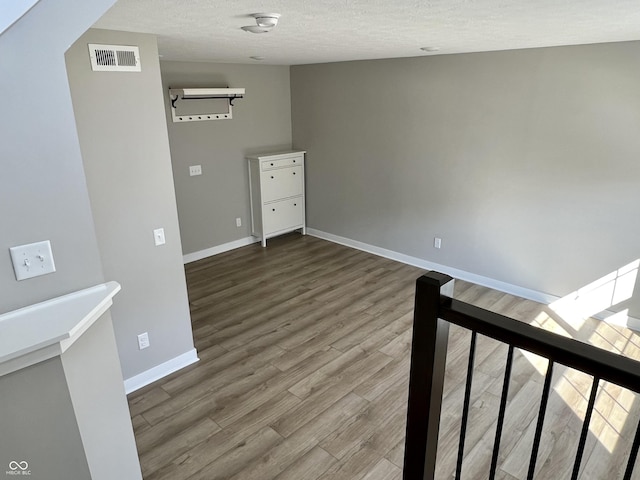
[0,282,121,377]
[124,348,199,394]
[307,228,640,329]
[183,236,259,264]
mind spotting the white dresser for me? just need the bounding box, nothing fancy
[248,150,306,247]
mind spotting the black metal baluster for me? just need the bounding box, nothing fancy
[571,376,600,480]
[623,415,640,480]
[526,360,555,480]
[455,331,478,480]
[489,344,515,480]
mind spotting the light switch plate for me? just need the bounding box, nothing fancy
[137,332,150,350]
[10,240,56,281]
[153,228,166,246]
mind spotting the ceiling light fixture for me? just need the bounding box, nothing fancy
[242,13,281,34]
[250,56,265,61]
[420,46,441,52]
[241,25,270,34]
[254,13,280,28]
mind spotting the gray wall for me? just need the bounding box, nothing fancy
[62,313,142,479]
[0,0,114,313]
[66,29,195,380]
[291,42,640,318]
[0,313,142,480]
[0,358,91,480]
[160,61,292,255]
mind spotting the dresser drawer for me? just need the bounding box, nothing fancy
[260,155,303,171]
[263,198,303,234]
[260,166,303,202]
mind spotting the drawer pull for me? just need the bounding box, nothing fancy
[294,203,297,206]
[272,208,276,211]
[270,163,274,166]
[270,176,274,179]
[293,172,296,175]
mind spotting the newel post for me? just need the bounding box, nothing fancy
[403,271,455,480]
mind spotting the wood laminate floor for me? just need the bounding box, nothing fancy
[128,233,640,479]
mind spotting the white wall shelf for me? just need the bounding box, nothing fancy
[168,87,245,122]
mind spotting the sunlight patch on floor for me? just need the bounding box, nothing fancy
[549,260,639,330]
[523,261,640,456]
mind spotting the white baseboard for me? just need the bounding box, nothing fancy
[124,348,199,394]
[307,228,555,303]
[307,228,640,329]
[183,236,259,264]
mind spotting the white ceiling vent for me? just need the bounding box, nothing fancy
[88,44,141,72]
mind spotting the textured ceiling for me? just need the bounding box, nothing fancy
[93,0,640,65]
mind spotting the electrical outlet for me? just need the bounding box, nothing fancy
[137,332,150,350]
[434,237,442,249]
[236,217,242,227]
[189,165,202,176]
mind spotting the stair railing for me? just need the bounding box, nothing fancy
[403,271,640,480]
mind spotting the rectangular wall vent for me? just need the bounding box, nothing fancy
[88,44,141,72]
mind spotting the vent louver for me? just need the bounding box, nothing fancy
[116,50,137,67]
[88,44,141,72]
